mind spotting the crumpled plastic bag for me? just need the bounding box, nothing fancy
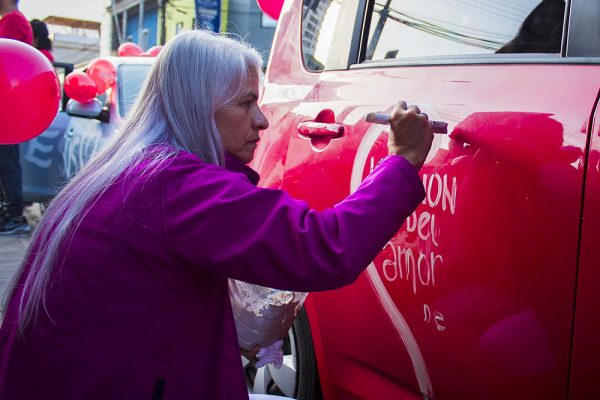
[256,339,284,369]
[229,280,308,350]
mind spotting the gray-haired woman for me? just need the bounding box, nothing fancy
[0,30,432,399]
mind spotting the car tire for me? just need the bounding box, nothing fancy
[293,307,322,400]
[243,306,323,399]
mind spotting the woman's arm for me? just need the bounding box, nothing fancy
[163,153,424,292]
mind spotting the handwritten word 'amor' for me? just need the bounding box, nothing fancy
[381,243,443,295]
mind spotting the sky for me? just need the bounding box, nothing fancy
[19,0,107,22]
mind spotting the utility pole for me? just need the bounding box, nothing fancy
[111,0,123,45]
[159,0,167,45]
[366,0,391,60]
[138,0,145,49]
[123,9,128,41]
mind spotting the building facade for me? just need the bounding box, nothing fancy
[103,0,276,65]
[163,0,196,41]
[226,0,276,64]
[44,16,101,64]
[106,0,161,52]
[302,0,331,70]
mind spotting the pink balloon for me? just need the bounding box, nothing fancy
[142,45,163,57]
[64,71,98,103]
[86,59,116,94]
[0,39,61,144]
[256,0,284,20]
[118,42,144,57]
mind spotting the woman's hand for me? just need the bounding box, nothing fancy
[387,101,434,171]
[241,345,261,365]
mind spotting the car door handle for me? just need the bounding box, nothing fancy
[297,121,344,138]
[297,109,344,139]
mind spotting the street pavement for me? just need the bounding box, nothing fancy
[0,234,29,318]
[0,204,40,319]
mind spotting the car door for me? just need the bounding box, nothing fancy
[21,63,73,203]
[568,1,600,399]
[255,0,599,399]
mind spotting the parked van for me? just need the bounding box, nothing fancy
[252,0,600,399]
[20,57,154,203]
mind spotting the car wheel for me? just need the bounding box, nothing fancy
[242,307,322,399]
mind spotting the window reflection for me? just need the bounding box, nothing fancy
[366,0,565,62]
[302,0,359,71]
[496,0,565,54]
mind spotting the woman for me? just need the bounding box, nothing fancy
[30,18,53,62]
[0,31,432,399]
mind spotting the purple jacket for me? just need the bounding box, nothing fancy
[0,149,424,399]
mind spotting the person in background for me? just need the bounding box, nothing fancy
[0,0,33,234]
[496,0,565,54]
[0,31,433,399]
[0,0,30,43]
[30,18,53,62]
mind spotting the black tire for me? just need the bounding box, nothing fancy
[293,307,323,400]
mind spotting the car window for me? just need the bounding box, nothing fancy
[365,0,566,62]
[301,0,362,71]
[53,65,69,111]
[118,64,152,118]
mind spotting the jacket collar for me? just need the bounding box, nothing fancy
[224,152,260,186]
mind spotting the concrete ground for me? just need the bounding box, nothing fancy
[0,204,40,318]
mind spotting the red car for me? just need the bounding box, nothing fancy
[250,0,600,399]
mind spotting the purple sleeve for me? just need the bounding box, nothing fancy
[163,154,425,292]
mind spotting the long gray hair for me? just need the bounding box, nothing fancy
[5,30,263,329]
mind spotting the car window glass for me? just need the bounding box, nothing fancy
[54,66,67,89]
[302,0,361,71]
[54,66,68,111]
[365,0,565,61]
[118,64,152,118]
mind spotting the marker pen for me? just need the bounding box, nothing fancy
[365,112,448,134]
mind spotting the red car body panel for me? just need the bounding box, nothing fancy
[570,95,600,399]
[255,1,600,398]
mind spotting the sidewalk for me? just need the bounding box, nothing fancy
[0,204,40,318]
[0,234,28,317]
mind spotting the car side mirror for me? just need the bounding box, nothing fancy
[66,99,110,123]
[67,98,102,118]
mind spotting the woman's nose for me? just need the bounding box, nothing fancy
[252,107,270,130]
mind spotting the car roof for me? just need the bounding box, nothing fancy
[75,56,156,70]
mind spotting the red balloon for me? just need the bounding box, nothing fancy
[142,45,163,57]
[118,42,144,57]
[0,39,61,144]
[256,0,284,20]
[64,71,98,103]
[86,58,116,94]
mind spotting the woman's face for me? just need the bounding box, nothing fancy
[215,69,269,164]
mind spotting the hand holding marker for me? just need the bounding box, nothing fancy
[365,112,448,134]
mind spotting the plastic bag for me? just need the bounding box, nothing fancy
[229,279,308,350]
